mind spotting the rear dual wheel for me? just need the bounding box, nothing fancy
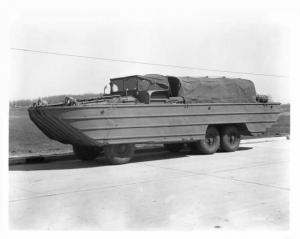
[220,125,240,152]
[190,126,220,154]
[189,125,241,154]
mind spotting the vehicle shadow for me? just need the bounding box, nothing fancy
[218,146,253,153]
[236,146,253,151]
[9,146,252,171]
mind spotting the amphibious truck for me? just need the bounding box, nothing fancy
[28,74,280,164]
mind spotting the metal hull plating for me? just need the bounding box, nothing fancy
[28,103,281,146]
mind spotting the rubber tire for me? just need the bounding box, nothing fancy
[73,145,102,161]
[104,144,135,165]
[193,126,220,154]
[164,143,184,153]
[221,125,241,152]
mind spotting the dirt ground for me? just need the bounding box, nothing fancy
[9,108,72,156]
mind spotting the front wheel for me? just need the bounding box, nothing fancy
[104,144,135,165]
[73,145,102,161]
[220,125,240,152]
[192,126,220,154]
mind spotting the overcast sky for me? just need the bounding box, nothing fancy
[10,0,292,103]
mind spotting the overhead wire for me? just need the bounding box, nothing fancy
[11,47,288,78]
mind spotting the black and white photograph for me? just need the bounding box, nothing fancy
[1,0,299,235]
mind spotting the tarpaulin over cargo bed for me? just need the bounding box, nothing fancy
[176,77,257,103]
[111,74,257,103]
[137,74,169,91]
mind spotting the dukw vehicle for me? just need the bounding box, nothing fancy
[28,74,280,164]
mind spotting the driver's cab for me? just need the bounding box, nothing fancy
[109,76,139,98]
[108,75,171,104]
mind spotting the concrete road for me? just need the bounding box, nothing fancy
[9,138,289,230]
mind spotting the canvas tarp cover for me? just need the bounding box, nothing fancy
[111,74,257,103]
[176,77,257,103]
[137,74,169,91]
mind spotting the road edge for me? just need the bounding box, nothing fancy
[9,136,289,166]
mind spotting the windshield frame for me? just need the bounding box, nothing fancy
[110,77,139,94]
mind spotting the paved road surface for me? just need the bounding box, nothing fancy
[9,139,289,230]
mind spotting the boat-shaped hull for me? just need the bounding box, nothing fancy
[28,102,281,147]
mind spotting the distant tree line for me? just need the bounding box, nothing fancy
[10,93,103,108]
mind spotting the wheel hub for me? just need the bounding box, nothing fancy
[229,135,236,144]
[206,132,217,146]
[114,144,132,157]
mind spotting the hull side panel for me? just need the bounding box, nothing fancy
[59,103,280,145]
[29,103,281,146]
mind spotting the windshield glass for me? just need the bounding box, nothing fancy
[124,78,138,91]
[111,77,138,93]
[110,79,124,93]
